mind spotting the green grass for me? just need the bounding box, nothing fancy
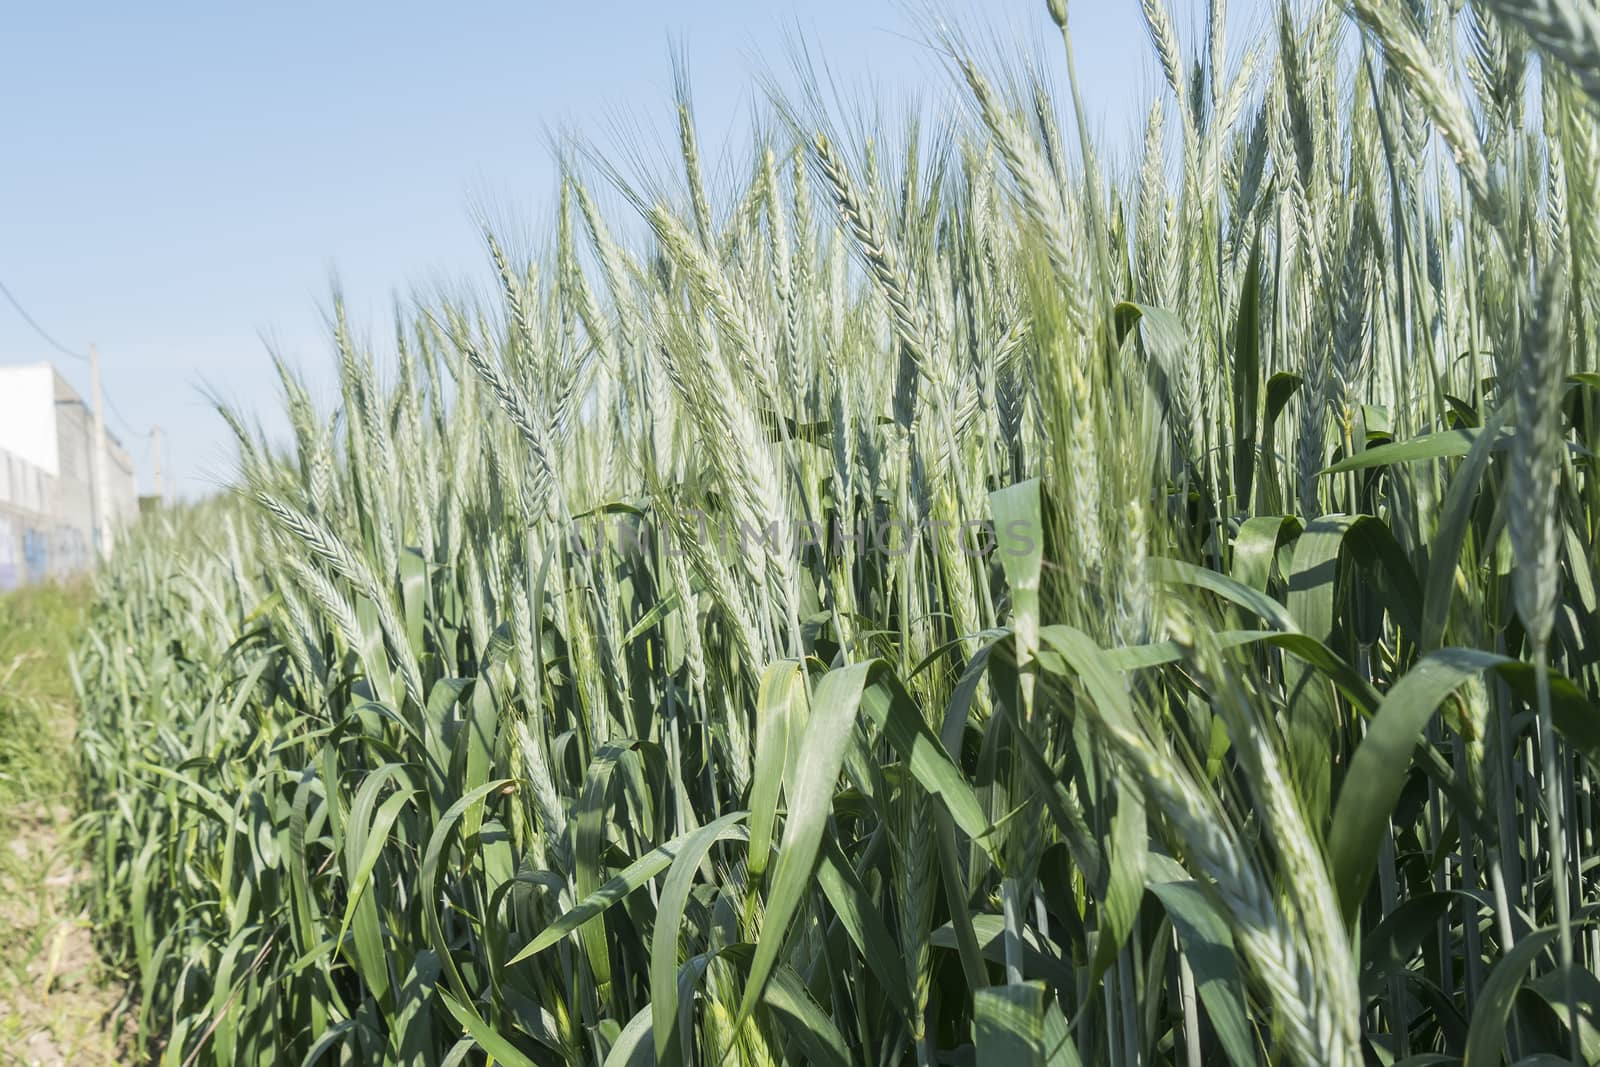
[0,581,127,1065]
[70,1,1600,1064]
[0,582,85,801]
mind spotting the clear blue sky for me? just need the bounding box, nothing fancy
[0,0,1265,497]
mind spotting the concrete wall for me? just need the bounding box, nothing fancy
[109,436,136,536]
[0,446,89,590]
[0,363,137,586]
[51,375,102,554]
[0,363,60,475]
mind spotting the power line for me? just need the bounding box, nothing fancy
[0,275,147,439]
[0,276,90,362]
[105,391,144,440]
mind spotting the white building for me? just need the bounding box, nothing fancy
[0,362,137,588]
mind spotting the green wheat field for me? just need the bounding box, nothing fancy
[64,0,1600,1063]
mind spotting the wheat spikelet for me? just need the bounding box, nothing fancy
[1279,3,1318,190]
[1141,0,1187,107]
[1332,212,1374,444]
[1351,0,1495,211]
[812,133,934,387]
[959,60,1091,341]
[673,68,716,251]
[1480,0,1600,105]
[1510,267,1569,651]
[1137,99,1170,300]
[647,200,778,404]
[456,332,561,523]
[282,551,362,653]
[257,491,424,708]
[1076,672,1356,1067]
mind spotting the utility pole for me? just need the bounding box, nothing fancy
[88,343,112,559]
[151,424,165,504]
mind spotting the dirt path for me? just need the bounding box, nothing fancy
[0,585,129,1064]
[0,803,128,1065]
